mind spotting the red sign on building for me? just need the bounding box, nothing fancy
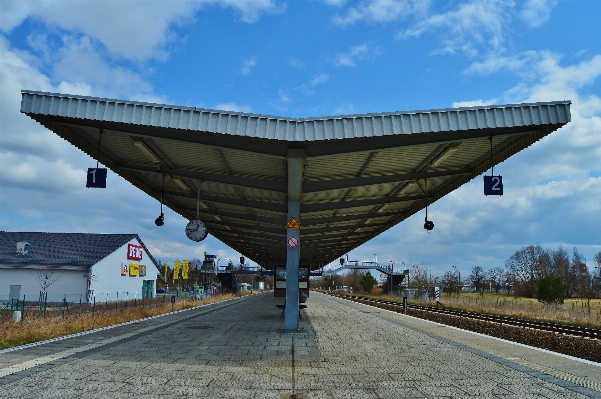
[127,243,143,260]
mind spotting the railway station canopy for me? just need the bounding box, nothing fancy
[21,91,571,268]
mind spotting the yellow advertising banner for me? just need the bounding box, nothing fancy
[163,263,169,278]
[129,263,140,277]
[173,260,181,280]
[182,260,189,280]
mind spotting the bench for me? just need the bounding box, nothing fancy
[276,303,308,319]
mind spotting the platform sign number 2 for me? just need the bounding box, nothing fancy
[484,175,503,196]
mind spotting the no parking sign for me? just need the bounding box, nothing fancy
[287,236,299,248]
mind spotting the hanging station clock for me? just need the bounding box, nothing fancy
[185,219,208,242]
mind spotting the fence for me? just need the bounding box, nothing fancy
[0,289,220,323]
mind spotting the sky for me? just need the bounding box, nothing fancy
[0,0,600,280]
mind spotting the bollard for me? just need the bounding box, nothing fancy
[403,296,408,315]
[13,310,22,322]
[171,295,176,312]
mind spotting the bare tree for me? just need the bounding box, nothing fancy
[344,269,363,293]
[552,246,570,296]
[189,258,203,286]
[409,264,428,298]
[469,266,486,296]
[571,247,590,298]
[441,270,459,296]
[34,266,60,292]
[505,245,552,298]
[487,267,505,295]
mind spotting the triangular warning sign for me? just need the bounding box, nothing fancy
[286,216,301,229]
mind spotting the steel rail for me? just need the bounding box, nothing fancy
[325,292,600,341]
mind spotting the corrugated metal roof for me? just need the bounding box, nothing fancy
[21,90,570,141]
[20,90,571,267]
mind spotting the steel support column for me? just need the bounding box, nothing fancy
[285,149,305,330]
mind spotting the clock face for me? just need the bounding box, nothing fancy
[185,219,208,242]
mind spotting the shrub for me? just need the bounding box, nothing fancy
[537,275,566,304]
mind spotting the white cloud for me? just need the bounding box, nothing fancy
[273,74,330,107]
[215,102,252,113]
[208,0,283,24]
[334,101,356,115]
[0,0,197,60]
[463,51,541,76]
[310,73,329,86]
[278,89,291,104]
[288,58,305,69]
[240,57,257,75]
[399,0,512,57]
[451,99,492,108]
[335,43,370,67]
[323,0,347,6]
[50,36,154,98]
[332,0,426,26]
[0,36,68,160]
[0,0,280,60]
[467,52,601,120]
[0,153,84,194]
[519,0,558,28]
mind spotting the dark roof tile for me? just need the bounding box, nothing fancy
[0,232,158,268]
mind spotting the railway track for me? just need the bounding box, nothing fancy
[326,292,601,341]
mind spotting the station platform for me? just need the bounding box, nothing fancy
[0,292,599,398]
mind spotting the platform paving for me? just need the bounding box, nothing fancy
[0,292,599,398]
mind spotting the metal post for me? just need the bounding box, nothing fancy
[285,149,305,331]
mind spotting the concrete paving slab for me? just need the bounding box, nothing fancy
[0,292,599,398]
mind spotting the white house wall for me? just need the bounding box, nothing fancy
[0,268,88,303]
[90,238,160,302]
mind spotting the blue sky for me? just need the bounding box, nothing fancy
[0,0,600,279]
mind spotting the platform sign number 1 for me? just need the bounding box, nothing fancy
[484,175,503,196]
[87,168,107,188]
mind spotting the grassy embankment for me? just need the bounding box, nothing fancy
[354,291,601,327]
[0,291,254,350]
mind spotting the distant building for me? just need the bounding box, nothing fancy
[0,232,160,303]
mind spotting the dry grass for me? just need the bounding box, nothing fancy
[372,293,601,327]
[0,292,251,350]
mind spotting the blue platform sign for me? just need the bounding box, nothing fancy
[484,175,503,196]
[86,168,107,188]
